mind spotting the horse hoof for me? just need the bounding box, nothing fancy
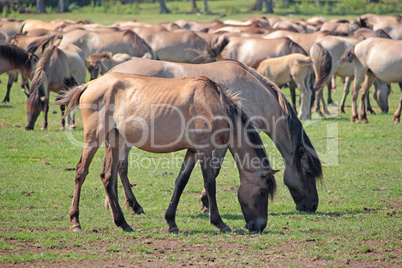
[69,125,76,130]
[168,227,179,234]
[134,207,145,215]
[60,127,65,131]
[325,111,331,116]
[123,227,134,233]
[71,226,82,232]
[351,117,360,123]
[220,226,232,233]
[200,206,209,213]
[329,102,338,107]
[393,116,400,123]
[361,119,369,124]
[40,127,47,131]
[317,111,324,117]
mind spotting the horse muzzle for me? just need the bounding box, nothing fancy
[245,218,267,233]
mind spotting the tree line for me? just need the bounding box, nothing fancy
[33,0,274,14]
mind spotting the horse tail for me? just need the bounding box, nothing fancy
[214,81,277,199]
[55,83,88,120]
[286,37,308,56]
[310,42,332,91]
[296,56,313,66]
[338,46,355,65]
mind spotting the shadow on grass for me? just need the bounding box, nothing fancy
[0,104,13,109]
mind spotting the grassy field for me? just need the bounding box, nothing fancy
[0,70,400,266]
[1,6,402,266]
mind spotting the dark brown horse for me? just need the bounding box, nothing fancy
[56,73,278,233]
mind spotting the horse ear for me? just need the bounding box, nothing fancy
[40,96,47,102]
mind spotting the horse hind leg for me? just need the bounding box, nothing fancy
[393,93,402,123]
[101,128,133,232]
[165,149,198,233]
[339,76,352,114]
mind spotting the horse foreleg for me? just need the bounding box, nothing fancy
[2,72,16,103]
[101,129,133,232]
[200,154,231,233]
[41,101,49,131]
[60,105,66,130]
[199,147,228,212]
[165,149,197,233]
[296,77,312,120]
[339,76,352,114]
[70,146,99,232]
[358,73,376,123]
[289,80,297,111]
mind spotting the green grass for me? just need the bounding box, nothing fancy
[0,72,400,266]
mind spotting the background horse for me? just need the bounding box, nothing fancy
[59,29,158,59]
[256,53,313,120]
[56,73,278,233]
[25,44,86,130]
[339,38,402,123]
[108,58,322,214]
[0,43,38,103]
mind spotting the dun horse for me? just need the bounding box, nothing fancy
[0,44,38,103]
[256,54,313,120]
[108,58,322,214]
[25,44,86,130]
[339,38,402,123]
[56,73,278,233]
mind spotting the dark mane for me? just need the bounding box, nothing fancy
[285,100,323,183]
[26,46,58,113]
[26,34,63,54]
[285,37,308,56]
[122,30,144,48]
[0,44,32,68]
[202,77,277,198]
[228,59,323,183]
[193,36,229,64]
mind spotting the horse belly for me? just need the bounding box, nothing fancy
[368,59,402,83]
[115,108,208,153]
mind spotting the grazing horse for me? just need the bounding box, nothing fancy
[56,73,278,233]
[108,58,322,213]
[25,44,86,130]
[85,52,136,80]
[217,36,307,68]
[256,54,313,120]
[339,38,402,123]
[0,44,38,103]
[59,29,158,59]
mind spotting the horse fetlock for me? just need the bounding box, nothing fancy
[168,226,179,234]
